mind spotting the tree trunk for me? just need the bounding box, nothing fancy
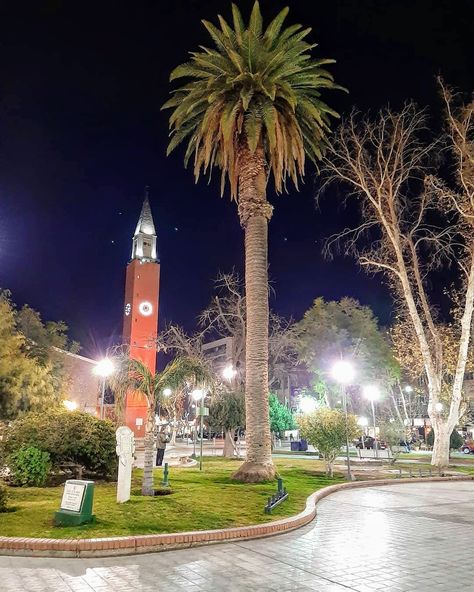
[142,408,155,496]
[431,421,450,469]
[170,412,177,445]
[223,429,236,458]
[232,144,276,483]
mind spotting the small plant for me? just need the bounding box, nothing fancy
[0,483,8,512]
[8,445,51,487]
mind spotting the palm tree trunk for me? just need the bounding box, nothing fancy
[142,407,155,495]
[232,144,276,483]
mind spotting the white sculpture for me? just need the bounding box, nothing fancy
[115,426,135,503]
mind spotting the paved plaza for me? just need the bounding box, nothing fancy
[1,480,472,592]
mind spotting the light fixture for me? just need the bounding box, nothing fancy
[191,389,204,401]
[363,384,381,402]
[434,402,443,413]
[404,385,413,393]
[331,360,355,385]
[163,388,172,397]
[93,358,115,377]
[222,364,237,381]
[299,396,317,414]
[357,416,369,427]
[63,400,78,411]
[138,301,153,316]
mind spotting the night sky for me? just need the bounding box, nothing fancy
[1,0,473,358]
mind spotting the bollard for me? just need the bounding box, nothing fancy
[277,478,283,494]
[161,462,170,487]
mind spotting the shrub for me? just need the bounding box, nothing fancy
[3,410,117,479]
[427,429,464,450]
[298,408,359,478]
[8,446,51,487]
[0,483,8,511]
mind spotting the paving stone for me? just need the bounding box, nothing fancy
[1,481,473,591]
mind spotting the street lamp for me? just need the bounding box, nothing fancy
[404,385,413,393]
[299,396,317,414]
[63,400,78,411]
[222,364,237,382]
[93,358,115,419]
[192,389,206,470]
[434,402,443,413]
[331,360,355,481]
[363,384,381,458]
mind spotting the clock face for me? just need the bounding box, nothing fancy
[139,301,153,317]
[124,303,131,316]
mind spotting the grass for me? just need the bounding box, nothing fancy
[0,457,340,539]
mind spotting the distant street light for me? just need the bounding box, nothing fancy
[404,385,413,393]
[93,358,115,419]
[363,384,381,458]
[222,365,237,382]
[434,402,443,413]
[63,400,78,412]
[163,387,172,397]
[299,396,317,414]
[357,416,369,427]
[331,360,356,481]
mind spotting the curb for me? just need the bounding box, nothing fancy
[1,475,472,558]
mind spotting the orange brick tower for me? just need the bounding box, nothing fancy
[122,190,160,436]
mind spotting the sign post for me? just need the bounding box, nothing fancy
[54,479,95,526]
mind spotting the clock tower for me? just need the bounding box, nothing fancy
[122,190,160,435]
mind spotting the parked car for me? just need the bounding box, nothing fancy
[461,441,474,454]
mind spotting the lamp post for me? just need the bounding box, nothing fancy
[93,358,115,420]
[331,360,356,481]
[363,385,381,458]
[192,389,205,470]
[222,364,237,383]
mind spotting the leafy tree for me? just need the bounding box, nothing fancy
[209,390,246,457]
[298,408,359,477]
[378,420,407,461]
[0,292,62,419]
[269,394,295,436]
[296,298,399,407]
[164,2,343,483]
[111,353,212,495]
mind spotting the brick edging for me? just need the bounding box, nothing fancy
[1,474,472,558]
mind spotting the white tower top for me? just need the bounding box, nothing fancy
[131,189,158,262]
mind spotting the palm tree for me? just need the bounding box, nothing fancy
[111,354,211,496]
[163,2,344,482]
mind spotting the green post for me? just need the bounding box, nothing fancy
[161,462,170,487]
[277,478,283,494]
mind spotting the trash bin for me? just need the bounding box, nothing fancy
[290,441,300,452]
[299,439,308,452]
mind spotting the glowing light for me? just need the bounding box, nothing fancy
[222,365,237,381]
[363,384,381,402]
[163,388,172,397]
[138,301,153,316]
[331,360,355,385]
[192,389,205,401]
[357,416,369,427]
[435,402,443,412]
[93,358,115,377]
[404,385,413,393]
[63,400,78,411]
[299,396,317,414]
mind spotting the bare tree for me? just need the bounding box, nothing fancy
[321,83,474,468]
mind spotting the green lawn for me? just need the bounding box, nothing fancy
[0,457,339,539]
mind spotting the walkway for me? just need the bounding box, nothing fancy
[1,481,472,591]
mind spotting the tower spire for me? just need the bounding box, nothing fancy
[131,188,158,261]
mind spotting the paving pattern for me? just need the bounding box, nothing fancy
[1,481,473,592]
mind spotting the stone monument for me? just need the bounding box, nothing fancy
[116,425,135,503]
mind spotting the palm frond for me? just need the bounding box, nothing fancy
[163,1,345,198]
